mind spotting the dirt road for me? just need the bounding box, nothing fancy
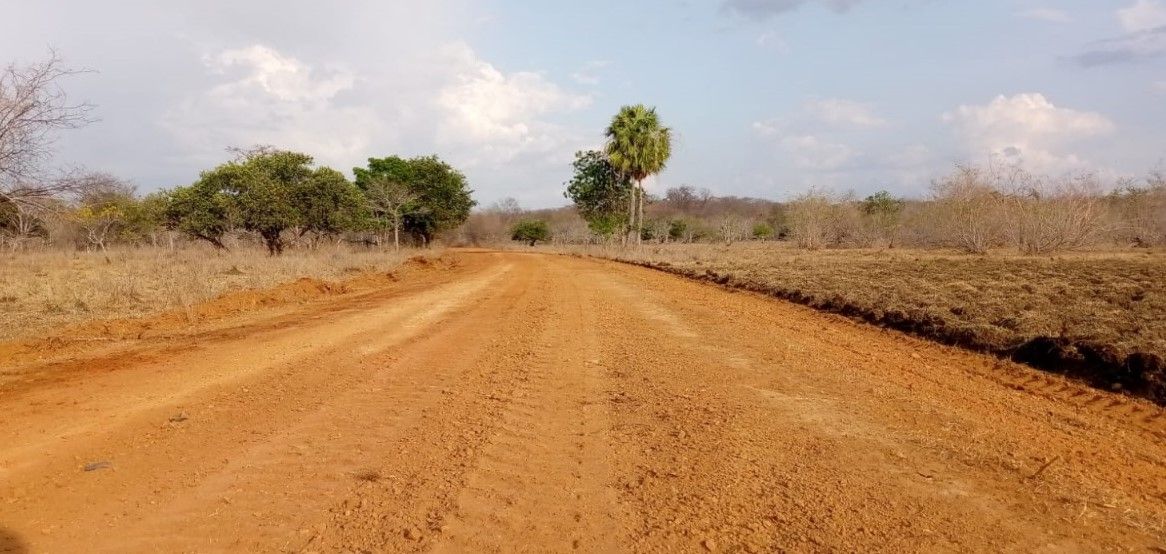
[1,251,1164,552]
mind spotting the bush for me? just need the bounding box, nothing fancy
[511,219,550,246]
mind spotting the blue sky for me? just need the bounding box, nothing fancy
[4,0,1164,207]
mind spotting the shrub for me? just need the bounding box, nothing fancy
[511,219,550,246]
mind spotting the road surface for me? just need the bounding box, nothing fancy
[1,251,1163,552]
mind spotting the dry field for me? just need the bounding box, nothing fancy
[0,245,431,342]
[566,242,1166,403]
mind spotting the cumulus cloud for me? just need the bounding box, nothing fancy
[942,93,1115,173]
[1075,1,1166,66]
[803,98,887,128]
[722,0,863,19]
[436,43,593,167]
[163,45,376,168]
[1017,8,1072,23]
[1119,0,1166,32]
[162,40,592,207]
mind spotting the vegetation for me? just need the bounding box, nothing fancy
[604,105,672,245]
[354,155,475,246]
[511,219,550,246]
[564,150,632,238]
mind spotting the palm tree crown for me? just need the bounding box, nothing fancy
[604,105,672,182]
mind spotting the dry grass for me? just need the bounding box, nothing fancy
[0,244,431,341]
[565,242,1166,403]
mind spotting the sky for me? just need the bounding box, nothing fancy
[4,0,1165,208]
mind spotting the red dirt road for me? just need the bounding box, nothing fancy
[1,251,1164,552]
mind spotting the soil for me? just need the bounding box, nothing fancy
[0,251,1163,552]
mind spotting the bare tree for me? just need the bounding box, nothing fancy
[928,166,1007,254]
[1005,173,1106,255]
[715,214,750,245]
[363,177,418,251]
[0,52,94,244]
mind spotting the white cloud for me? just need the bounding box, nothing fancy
[755,31,791,53]
[570,60,610,85]
[942,93,1115,173]
[1017,8,1072,23]
[1156,80,1166,92]
[803,98,887,128]
[1118,0,1166,32]
[780,135,854,170]
[723,0,864,19]
[436,42,592,168]
[163,45,375,168]
[162,41,591,207]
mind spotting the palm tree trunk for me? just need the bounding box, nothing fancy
[636,180,645,246]
[626,184,636,247]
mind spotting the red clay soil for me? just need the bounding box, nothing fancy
[0,251,1163,552]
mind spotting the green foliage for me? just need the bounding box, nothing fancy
[163,183,234,249]
[668,219,688,241]
[355,155,475,245]
[564,150,632,237]
[169,148,359,254]
[752,222,775,240]
[511,219,550,246]
[861,190,905,218]
[604,105,673,183]
[295,167,364,236]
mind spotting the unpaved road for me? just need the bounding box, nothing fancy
[1,251,1164,553]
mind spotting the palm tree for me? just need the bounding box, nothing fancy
[604,105,672,246]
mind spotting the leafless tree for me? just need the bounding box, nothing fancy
[927,166,1007,254]
[0,52,94,198]
[1004,172,1106,254]
[0,52,94,247]
[715,214,750,245]
[363,177,418,251]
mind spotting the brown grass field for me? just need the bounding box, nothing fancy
[565,242,1166,403]
[0,246,430,342]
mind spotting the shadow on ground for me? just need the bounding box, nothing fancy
[0,526,27,554]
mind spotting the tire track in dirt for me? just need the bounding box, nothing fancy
[432,258,618,553]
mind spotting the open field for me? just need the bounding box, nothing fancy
[0,246,432,342]
[0,250,1164,552]
[565,243,1166,404]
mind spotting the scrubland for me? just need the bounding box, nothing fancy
[0,245,425,341]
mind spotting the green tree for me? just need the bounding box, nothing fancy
[168,148,339,255]
[861,190,905,246]
[564,150,632,239]
[163,183,234,250]
[294,167,363,241]
[604,105,672,246]
[217,150,313,255]
[511,219,550,246]
[354,155,475,246]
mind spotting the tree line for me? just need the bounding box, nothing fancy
[474,102,1166,255]
[1,53,475,254]
[1,148,475,254]
[487,161,1163,254]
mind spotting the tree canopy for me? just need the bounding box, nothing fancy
[511,219,550,246]
[167,148,363,254]
[355,155,475,245]
[564,150,632,238]
[604,105,672,245]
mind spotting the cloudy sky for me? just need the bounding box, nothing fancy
[4,0,1165,207]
